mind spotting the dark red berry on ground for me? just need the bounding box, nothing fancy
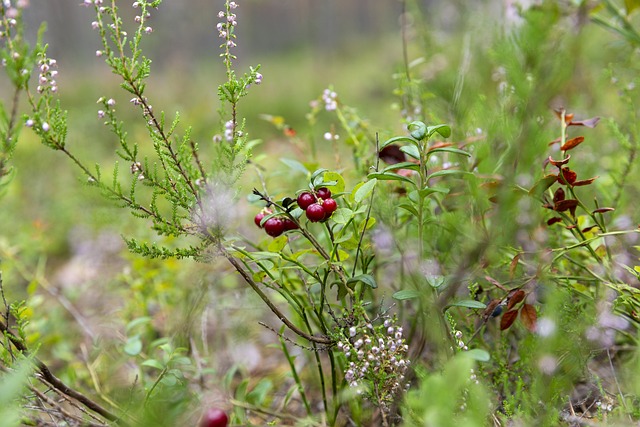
[199,408,229,427]
[316,187,331,200]
[264,217,285,237]
[322,198,337,216]
[283,218,299,231]
[306,203,326,222]
[297,192,316,210]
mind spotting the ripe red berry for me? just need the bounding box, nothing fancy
[297,192,316,210]
[316,187,331,200]
[306,203,326,222]
[322,198,337,216]
[283,218,299,231]
[254,209,272,228]
[264,217,285,237]
[199,408,229,427]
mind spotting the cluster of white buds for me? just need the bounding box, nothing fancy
[451,328,468,351]
[36,56,58,94]
[130,161,144,180]
[336,315,410,412]
[322,88,338,111]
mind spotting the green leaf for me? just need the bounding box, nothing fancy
[625,0,640,15]
[409,121,428,140]
[465,348,491,362]
[428,147,470,157]
[268,235,288,252]
[427,169,473,182]
[381,162,420,173]
[347,274,377,289]
[331,208,354,224]
[353,178,377,203]
[381,135,420,149]
[398,203,419,217]
[280,158,309,175]
[141,359,165,370]
[124,335,143,356]
[323,171,345,194]
[528,174,558,198]
[400,145,420,160]
[393,289,421,300]
[126,316,152,332]
[427,124,451,138]
[367,172,415,187]
[450,300,486,310]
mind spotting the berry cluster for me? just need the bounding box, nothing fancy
[254,208,298,237]
[254,187,339,238]
[297,187,338,222]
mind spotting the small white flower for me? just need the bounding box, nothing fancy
[106,98,116,106]
[349,327,356,337]
[25,119,34,127]
[41,122,50,132]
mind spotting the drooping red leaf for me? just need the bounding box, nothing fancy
[379,144,407,165]
[543,203,555,210]
[509,254,521,279]
[560,136,585,151]
[500,310,519,331]
[566,224,577,229]
[520,304,538,332]
[593,207,615,214]
[573,177,598,186]
[559,167,577,185]
[553,187,565,203]
[582,225,598,233]
[506,289,526,310]
[547,217,563,226]
[548,155,571,167]
[554,199,579,212]
[568,117,600,128]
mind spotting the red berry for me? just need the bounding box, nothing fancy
[297,192,316,210]
[306,203,326,222]
[283,218,299,231]
[316,187,331,200]
[200,408,229,427]
[322,198,337,216]
[254,209,271,228]
[264,217,285,237]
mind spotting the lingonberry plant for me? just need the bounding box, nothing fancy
[3,0,640,426]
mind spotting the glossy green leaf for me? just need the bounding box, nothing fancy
[400,145,420,160]
[141,359,165,370]
[354,178,377,203]
[268,235,288,252]
[381,162,420,173]
[393,289,421,300]
[381,135,420,149]
[428,147,471,157]
[124,335,143,356]
[528,174,558,198]
[280,158,309,175]
[347,274,377,289]
[427,169,473,182]
[331,208,354,224]
[427,124,451,138]
[323,171,345,194]
[451,300,486,309]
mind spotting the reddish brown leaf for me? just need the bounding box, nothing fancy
[547,217,563,226]
[506,289,526,310]
[548,137,562,146]
[548,155,571,167]
[560,136,585,151]
[573,177,598,186]
[554,199,579,212]
[500,310,519,331]
[553,187,565,203]
[543,203,555,210]
[482,298,502,321]
[520,304,537,332]
[568,117,600,128]
[485,275,507,291]
[509,254,521,279]
[379,144,407,165]
[593,207,615,214]
[553,108,573,123]
[566,224,577,229]
[582,225,598,233]
[560,167,577,185]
